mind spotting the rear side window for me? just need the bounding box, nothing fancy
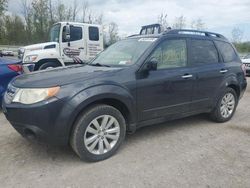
[63,26,82,42]
[189,39,219,65]
[215,41,238,62]
[89,27,99,41]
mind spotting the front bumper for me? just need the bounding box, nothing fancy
[2,97,74,146]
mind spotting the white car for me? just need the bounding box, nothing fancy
[242,54,250,75]
[2,50,14,56]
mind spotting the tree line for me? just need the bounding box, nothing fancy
[0,0,249,53]
[0,0,119,46]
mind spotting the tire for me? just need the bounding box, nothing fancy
[70,104,126,162]
[210,88,238,122]
[38,62,60,70]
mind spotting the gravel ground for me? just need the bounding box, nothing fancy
[0,78,250,188]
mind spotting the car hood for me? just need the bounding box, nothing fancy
[21,42,57,51]
[242,58,250,63]
[11,65,122,88]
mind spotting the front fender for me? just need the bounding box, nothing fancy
[23,49,64,65]
[35,49,63,65]
[54,84,136,141]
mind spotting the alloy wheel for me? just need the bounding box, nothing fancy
[220,93,235,118]
[84,115,120,155]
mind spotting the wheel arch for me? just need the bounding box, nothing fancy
[59,85,137,144]
[34,58,63,70]
[227,84,240,98]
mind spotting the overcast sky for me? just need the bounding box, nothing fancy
[8,0,250,41]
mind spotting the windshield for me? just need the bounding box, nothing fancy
[91,38,157,66]
[49,24,61,42]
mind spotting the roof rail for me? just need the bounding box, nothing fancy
[164,29,227,39]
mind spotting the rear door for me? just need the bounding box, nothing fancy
[86,26,104,61]
[188,39,228,111]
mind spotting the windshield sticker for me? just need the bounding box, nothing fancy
[119,60,132,65]
[138,38,157,42]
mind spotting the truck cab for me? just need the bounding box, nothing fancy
[19,22,103,73]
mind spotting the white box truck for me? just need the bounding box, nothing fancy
[19,22,104,73]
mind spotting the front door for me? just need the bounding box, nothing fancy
[61,24,85,64]
[137,38,195,121]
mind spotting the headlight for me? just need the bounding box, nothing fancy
[12,87,60,104]
[24,55,38,63]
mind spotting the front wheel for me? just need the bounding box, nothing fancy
[70,104,126,162]
[210,88,238,122]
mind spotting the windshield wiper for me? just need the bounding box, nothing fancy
[89,63,111,67]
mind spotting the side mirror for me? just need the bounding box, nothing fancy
[65,23,71,46]
[146,60,158,71]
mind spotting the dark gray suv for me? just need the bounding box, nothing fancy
[2,29,247,161]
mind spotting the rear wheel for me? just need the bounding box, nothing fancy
[210,88,238,122]
[38,62,60,70]
[70,104,126,162]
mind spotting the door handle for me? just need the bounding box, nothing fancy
[182,74,193,79]
[220,69,228,73]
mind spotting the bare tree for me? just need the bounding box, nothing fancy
[0,0,7,43]
[95,13,103,24]
[173,15,186,29]
[108,22,119,45]
[231,27,244,43]
[82,0,89,23]
[48,0,55,24]
[72,0,78,22]
[20,0,33,43]
[190,18,205,30]
[158,13,168,29]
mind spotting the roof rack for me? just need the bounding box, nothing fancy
[164,29,226,39]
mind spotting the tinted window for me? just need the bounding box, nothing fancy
[215,41,238,62]
[149,39,187,69]
[189,39,219,65]
[63,26,82,42]
[89,27,99,41]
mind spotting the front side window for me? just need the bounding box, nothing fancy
[189,39,219,65]
[89,27,99,41]
[149,39,187,69]
[215,41,238,62]
[62,26,82,42]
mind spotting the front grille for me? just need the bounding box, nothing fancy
[244,63,250,67]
